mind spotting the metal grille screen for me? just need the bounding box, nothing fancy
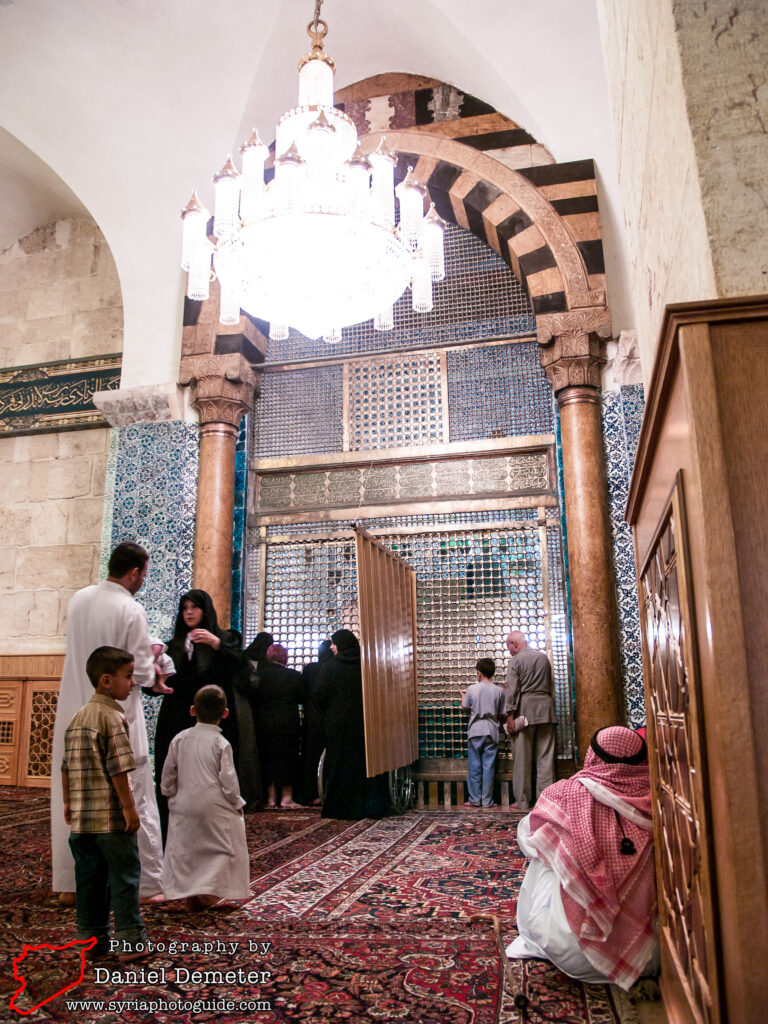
[246,517,573,759]
[253,341,551,459]
[447,342,554,440]
[261,538,359,667]
[253,365,343,458]
[350,352,443,451]
[263,222,535,362]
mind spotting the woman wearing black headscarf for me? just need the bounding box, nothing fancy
[314,629,391,820]
[153,590,261,839]
[245,631,274,671]
[297,639,333,805]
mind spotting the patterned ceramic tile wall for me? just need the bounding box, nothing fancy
[109,421,199,751]
[601,384,646,727]
[110,421,199,638]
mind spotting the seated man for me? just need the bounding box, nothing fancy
[506,726,659,991]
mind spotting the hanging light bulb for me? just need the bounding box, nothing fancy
[411,252,433,313]
[298,17,335,107]
[369,138,396,228]
[374,306,394,332]
[396,167,427,250]
[219,279,242,326]
[344,145,371,217]
[302,110,338,172]
[187,246,212,301]
[274,142,306,214]
[180,192,209,272]
[424,203,447,282]
[240,130,269,223]
[323,326,342,343]
[213,157,241,238]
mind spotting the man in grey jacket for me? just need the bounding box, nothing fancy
[505,630,557,811]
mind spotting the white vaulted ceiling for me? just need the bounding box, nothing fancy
[0,0,632,385]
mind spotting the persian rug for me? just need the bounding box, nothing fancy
[0,788,623,1023]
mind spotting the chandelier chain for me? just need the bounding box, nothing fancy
[312,0,323,31]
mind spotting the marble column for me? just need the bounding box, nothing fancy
[537,308,624,758]
[179,353,258,627]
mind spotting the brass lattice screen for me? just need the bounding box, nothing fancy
[355,527,418,776]
[247,513,573,760]
[247,335,571,763]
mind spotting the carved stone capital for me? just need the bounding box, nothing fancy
[92,384,182,426]
[179,353,259,428]
[536,307,612,395]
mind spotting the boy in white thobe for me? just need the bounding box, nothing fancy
[161,685,250,910]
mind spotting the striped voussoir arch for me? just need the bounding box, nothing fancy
[359,131,606,317]
[332,74,606,317]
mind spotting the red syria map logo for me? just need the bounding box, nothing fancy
[9,936,97,1015]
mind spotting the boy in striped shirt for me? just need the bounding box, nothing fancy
[61,646,148,962]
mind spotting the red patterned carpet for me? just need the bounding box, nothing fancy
[0,787,623,1023]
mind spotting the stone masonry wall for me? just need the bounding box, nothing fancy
[597,0,768,379]
[0,219,122,367]
[0,218,122,654]
[674,1,768,298]
[596,0,716,378]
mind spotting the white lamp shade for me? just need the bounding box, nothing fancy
[298,59,334,107]
[411,253,433,313]
[214,174,240,238]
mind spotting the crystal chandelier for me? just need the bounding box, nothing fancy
[181,2,446,343]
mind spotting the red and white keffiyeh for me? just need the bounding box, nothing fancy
[524,726,657,989]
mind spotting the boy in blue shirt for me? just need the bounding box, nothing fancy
[460,658,506,808]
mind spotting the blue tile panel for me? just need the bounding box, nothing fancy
[601,385,646,728]
[109,420,199,755]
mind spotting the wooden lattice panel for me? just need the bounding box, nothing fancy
[639,479,721,1024]
[25,687,58,781]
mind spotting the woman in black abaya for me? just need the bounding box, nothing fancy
[154,590,261,839]
[314,629,390,820]
[297,639,333,805]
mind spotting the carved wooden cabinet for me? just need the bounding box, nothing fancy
[627,297,768,1024]
[0,656,64,787]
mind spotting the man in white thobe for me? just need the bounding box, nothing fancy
[50,542,170,901]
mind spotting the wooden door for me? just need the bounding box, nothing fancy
[355,525,418,776]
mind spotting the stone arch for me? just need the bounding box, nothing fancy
[359,130,605,318]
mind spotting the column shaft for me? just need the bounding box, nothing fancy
[193,422,238,627]
[559,387,623,756]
